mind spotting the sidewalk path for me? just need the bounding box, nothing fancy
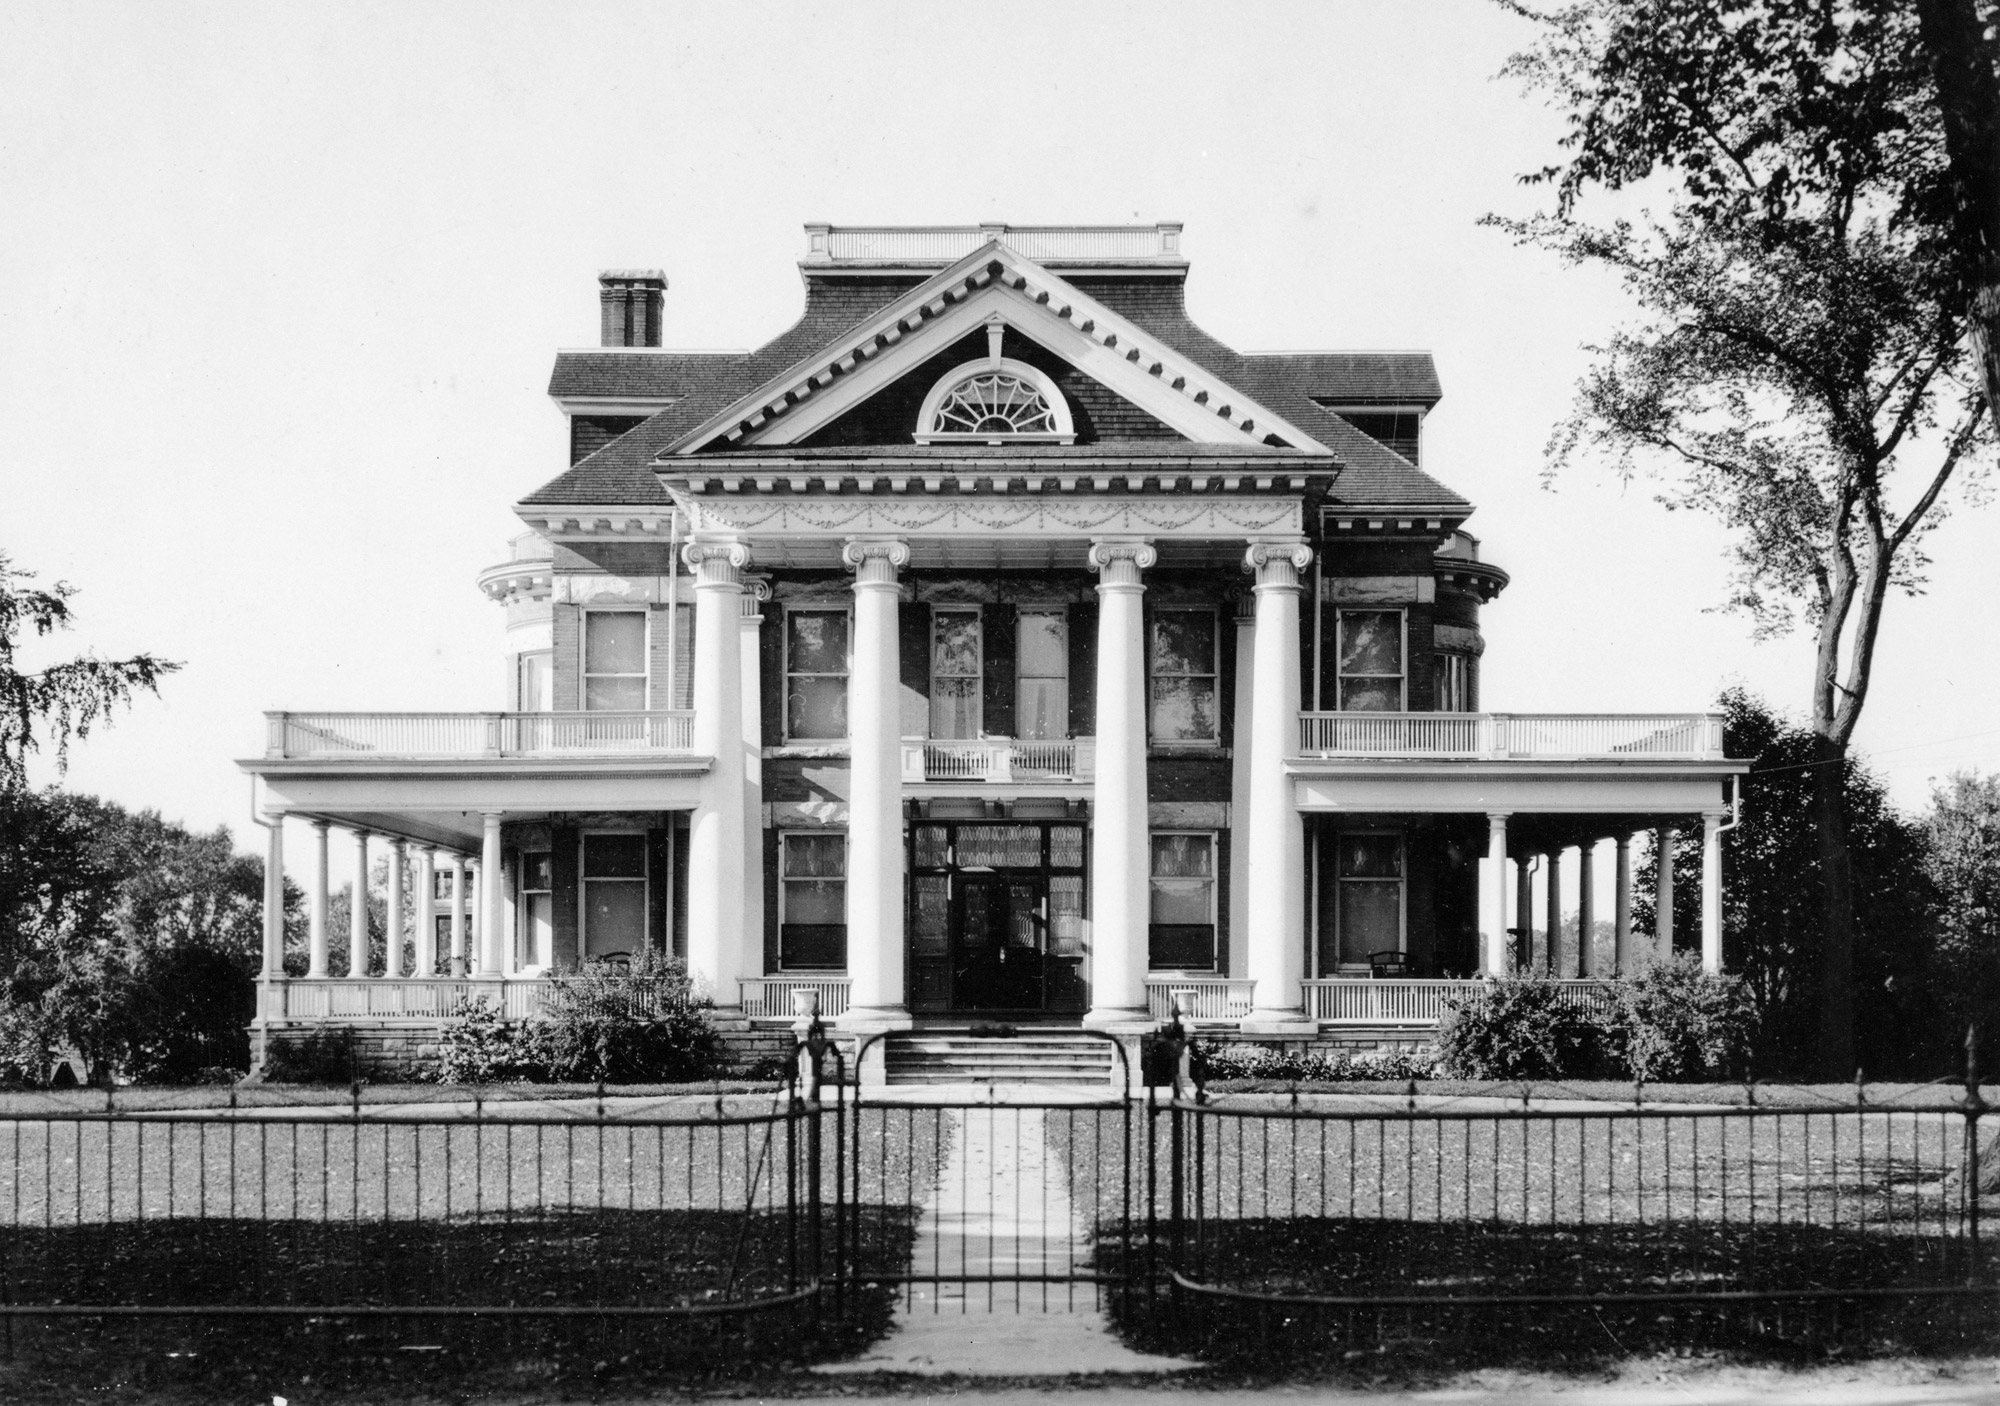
[817,1101,1194,1377]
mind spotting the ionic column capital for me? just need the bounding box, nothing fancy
[682,538,751,589]
[310,818,331,834]
[1244,539,1313,591]
[841,537,910,586]
[1088,538,1156,588]
[739,574,772,617]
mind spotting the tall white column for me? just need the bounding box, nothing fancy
[1545,848,1563,977]
[416,846,438,977]
[683,539,748,1005]
[478,812,504,978]
[1084,538,1157,1028]
[841,539,912,1027]
[1613,834,1635,975]
[741,579,769,987]
[1227,591,1257,980]
[384,840,406,980]
[1481,813,1511,975]
[448,855,468,977]
[262,813,286,979]
[348,828,371,978]
[1656,826,1678,964]
[1700,809,1725,973]
[308,820,330,978]
[1576,841,1596,978]
[1241,540,1314,1033]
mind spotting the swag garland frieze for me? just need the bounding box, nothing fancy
[670,492,1303,540]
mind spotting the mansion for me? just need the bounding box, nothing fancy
[242,223,1743,1058]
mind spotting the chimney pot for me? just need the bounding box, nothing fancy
[598,269,667,348]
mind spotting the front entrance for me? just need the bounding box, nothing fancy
[910,819,1088,1016]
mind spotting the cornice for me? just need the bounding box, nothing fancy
[671,491,1303,541]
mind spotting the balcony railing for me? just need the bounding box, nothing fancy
[900,737,1095,784]
[1146,978,1256,1023]
[265,710,697,760]
[269,978,550,1022]
[1304,978,1618,1025]
[1297,712,1725,760]
[738,976,852,1022]
[810,222,1181,264]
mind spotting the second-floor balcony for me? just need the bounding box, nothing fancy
[265,710,697,760]
[900,737,1096,784]
[1297,712,1725,761]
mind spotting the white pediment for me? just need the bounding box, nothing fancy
[661,242,1333,457]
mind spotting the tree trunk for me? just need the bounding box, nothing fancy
[1915,0,2000,415]
[1812,731,1858,1079]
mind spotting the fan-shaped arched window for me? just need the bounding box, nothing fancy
[915,358,1075,444]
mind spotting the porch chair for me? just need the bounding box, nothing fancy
[1368,949,1410,979]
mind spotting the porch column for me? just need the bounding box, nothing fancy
[416,846,438,977]
[1480,813,1510,975]
[1084,537,1156,1029]
[683,539,748,1006]
[1655,826,1678,964]
[1700,809,1725,973]
[842,538,912,1027]
[1242,540,1314,1033]
[261,813,285,979]
[448,854,468,976]
[348,828,370,978]
[1613,834,1634,975]
[1227,590,1256,981]
[308,820,330,978]
[741,579,769,988]
[1576,841,1596,978]
[478,812,504,977]
[1545,847,1563,977]
[384,840,406,980]
[1515,857,1535,972]
[467,858,482,975]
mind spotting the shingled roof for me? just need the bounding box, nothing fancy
[522,264,1468,512]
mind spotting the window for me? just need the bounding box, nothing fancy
[584,612,647,711]
[785,609,849,740]
[1016,609,1068,740]
[1148,609,1218,741]
[432,869,459,902]
[930,608,982,739]
[517,652,553,712]
[518,852,553,970]
[932,372,1058,435]
[1148,833,1217,970]
[1433,652,1471,712]
[1332,833,1404,968]
[1337,610,1404,712]
[581,833,646,960]
[780,833,846,969]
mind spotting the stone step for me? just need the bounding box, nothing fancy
[882,1030,1118,1085]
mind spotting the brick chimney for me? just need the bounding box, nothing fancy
[598,269,667,347]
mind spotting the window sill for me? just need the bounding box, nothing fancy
[767,744,852,759]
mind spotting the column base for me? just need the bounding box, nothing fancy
[1239,1010,1318,1037]
[837,1007,914,1033]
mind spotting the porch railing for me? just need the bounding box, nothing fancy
[1296,712,1725,760]
[265,710,697,759]
[1304,977,1619,1025]
[900,736,1095,784]
[1146,978,1256,1022]
[738,976,852,1021]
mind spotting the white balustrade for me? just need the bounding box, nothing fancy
[1302,978,1618,1025]
[1145,978,1255,1023]
[266,711,696,759]
[1297,713,1725,760]
[738,977,852,1022]
[819,224,1177,263]
[899,737,1093,783]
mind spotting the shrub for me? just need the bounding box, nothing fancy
[122,945,255,1085]
[516,950,720,1084]
[263,1026,358,1084]
[434,997,526,1084]
[1612,953,1758,1081]
[1196,1043,1441,1084]
[1434,978,1611,1080]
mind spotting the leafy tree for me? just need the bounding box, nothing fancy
[1636,689,1940,1076]
[1914,0,2000,414]
[1921,769,2000,1052]
[0,551,177,793]
[1495,0,1995,1073]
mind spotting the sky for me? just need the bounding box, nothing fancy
[4,0,1997,880]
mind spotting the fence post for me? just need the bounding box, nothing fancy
[1966,1024,1985,1284]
